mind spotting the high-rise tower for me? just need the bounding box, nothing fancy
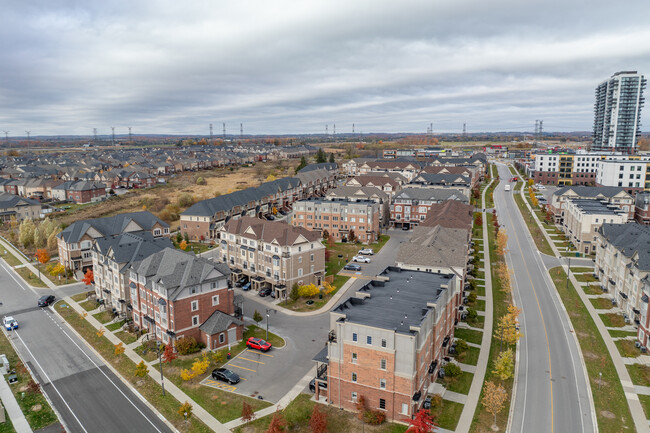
[592,71,646,153]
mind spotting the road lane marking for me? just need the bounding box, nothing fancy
[228,364,256,372]
[238,356,265,364]
[42,309,165,433]
[201,379,237,392]
[13,330,90,433]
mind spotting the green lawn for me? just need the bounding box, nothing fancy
[115,330,139,345]
[14,267,47,288]
[454,328,483,345]
[80,299,100,312]
[465,314,485,329]
[476,283,485,297]
[583,284,604,295]
[571,267,595,273]
[548,267,634,432]
[638,395,650,420]
[626,364,650,386]
[456,345,480,366]
[54,301,212,433]
[428,398,464,431]
[0,410,15,433]
[0,330,58,430]
[589,298,614,310]
[441,371,474,394]
[106,320,126,332]
[615,339,641,358]
[0,248,22,267]
[470,299,486,312]
[600,313,626,328]
[512,193,554,256]
[92,310,114,324]
[608,329,637,338]
[71,291,93,302]
[574,273,597,283]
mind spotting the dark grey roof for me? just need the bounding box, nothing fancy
[58,211,169,243]
[0,192,41,209]
[393,188,468,203]
[553,186,629,198]
[93,232,173,272]
[599,223,650,271]
[412,173,470,185]
[130,248,230,299]
[299,162,337,173]
[567,199,624,215]
[199,310,243,336]
[333,267,454,334]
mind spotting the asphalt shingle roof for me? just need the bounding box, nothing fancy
[58,211,169,243]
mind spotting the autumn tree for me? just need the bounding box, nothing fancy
[474,213,483,227]
[495,230,507,256]
[493,348,514,380]
[82,269,94,286]
[191,355,210,376]
[162,344,177,364]
[406,408,437,433]
[253,310,263,324]
[47,229,61,250]
[19,218,36,247]
[178,401,193,419]
[241,401,255,424]
[266,409,286,433]
[482,381,508,430]
[49,263,65,278]
[134,361,149,377]
[309,404,328,433]
[114,342,125,356]
[36,248,50,265]
[179,240,188,251]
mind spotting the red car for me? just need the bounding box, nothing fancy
[246,337,272,352]
[510,177,518,182]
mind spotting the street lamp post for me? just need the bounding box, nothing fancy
[157,342,166,396]
[566,257,571,292]
[266,311,270,341]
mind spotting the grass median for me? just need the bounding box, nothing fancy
[512,189,554,256]
[549,267,634,432]
[54,301,212,433]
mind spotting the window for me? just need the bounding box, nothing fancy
[219,333,225,344]
[192,315,199,326]
[352,372,357,382]
[379,399,386,410]
[191,300,199,311]
[367,335,372,345]
[212,295,219,306]
[380,379,386,389]
[352,353,358,363]
[380,359,386,370]
[298,268,303,277]
[352,333,358,342]
[190,287,197,295]
[352,392,358,402]
[401,403,409,414]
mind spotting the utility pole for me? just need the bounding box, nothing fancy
[352,123,355,134]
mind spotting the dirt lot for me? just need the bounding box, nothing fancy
[48,159,300,231]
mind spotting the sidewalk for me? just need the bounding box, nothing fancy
[0,374,32,433]
[455,177,494,433]
[518,177,648,433]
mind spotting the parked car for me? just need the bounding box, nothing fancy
[38,295,55,307]
[343,263,362,271]
[309,378,328,393]
[235,277,247,287]
[352,255,371,263]
[2,316,18,331]
[246,337,272,352]
[358,248,374,256]
[259,287,273,297]
[211,368,240,384]
[265,214,275,221]
[242,282,251,291]
[536,184,546,190]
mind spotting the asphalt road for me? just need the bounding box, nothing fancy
[0,261,172,433]
[496,164,595,433]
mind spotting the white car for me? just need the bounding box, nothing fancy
[3,316,18,331]
[358,248,374,256]
[353,255,371,263]
[536,184,546,190]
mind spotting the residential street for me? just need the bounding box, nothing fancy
[494,163,595,433]
[0,263,173,433]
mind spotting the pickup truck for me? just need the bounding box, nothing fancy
[504,184,511,192]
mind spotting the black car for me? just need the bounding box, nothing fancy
[235,276,248,287]
[343,263,361,271]
[259,287,273,297]
[309,378,327,393]
[211,368,240,384]
[265,214,275,221]
[38,295,55,307]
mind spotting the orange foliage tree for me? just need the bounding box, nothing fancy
[82,269,94,286]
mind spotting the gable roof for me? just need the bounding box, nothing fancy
[393,188,468,203]
[58,211,169,243]
[199,310,244,336]
[222,216,321,245]
[553,186,630,199]
[420,200,474,230]
[93,232,173,273]
[599,223,650,271]
[396,225,468,270]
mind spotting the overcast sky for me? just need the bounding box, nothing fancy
[1,0,649,136]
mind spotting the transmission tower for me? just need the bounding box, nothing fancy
[25,131,31,150]
[93,128,98,142]
[534,120,539,140]
[222,122,226,139]
[325,124,328,137]
[462,123,467,136]
[2,131,8,148]
[333,124,336,139]
[111,126,115,146]
[128,127,133,143]
[352,123,355,134]
[240,123,243,138]
[209,124,213,143]
[539,120,544,139]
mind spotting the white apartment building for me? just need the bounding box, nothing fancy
[596,159,650,193]
[563,199,627,255]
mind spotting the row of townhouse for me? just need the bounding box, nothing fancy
[95,169,157,189]
[291,198,381,243]
[548,186,634,225]
[408,173,472,197]
[57,211,170,274]
[341,154,487,180]
[324,186,391,227]
[0,192,43,223]
[561,199,628,255]
[596,223,650,348]
[217,216,325,298]
[0,177,107,204]
[180,167,337,242]
[390,188,469,229]
[345,175,402,195]
[313,267,461,420]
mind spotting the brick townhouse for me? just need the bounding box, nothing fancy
[57,211,169,274]
[292,198,380,243]
[129,248,243,349]
[315,267,460,420]
[219,216,325,299]
[92,232,173,316]
[52,180,107,204]
[390,188,468,229]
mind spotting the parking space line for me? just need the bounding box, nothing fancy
[229,364,257,373]
[245,349,273,358]
[239,356,265,364]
